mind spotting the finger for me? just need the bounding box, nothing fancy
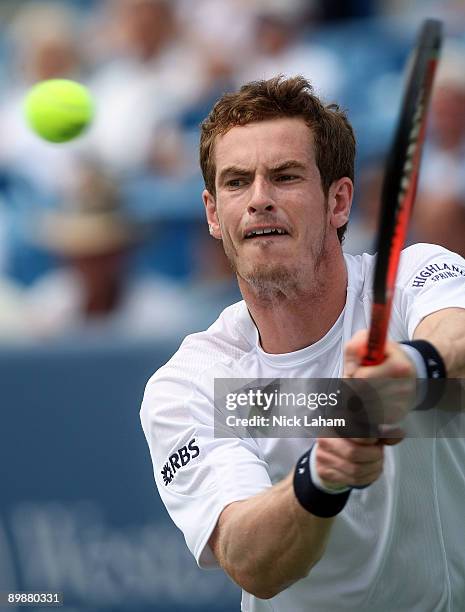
[371,358,413,378]
[318,467,381,488]
[343,329,369,377]
[317,447,384,478]
[350,464,385,487]
[318,438,384,463]
[377,379,416,397]
[349,437,381,445]
[345,341,417,381]
[350,361,410,380]
[377,425,405,442]
[317,450,384,485]
[379,437,404,446]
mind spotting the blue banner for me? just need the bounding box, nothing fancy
[0,340,240,611]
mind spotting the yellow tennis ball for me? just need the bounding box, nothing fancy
[24,79,94,143]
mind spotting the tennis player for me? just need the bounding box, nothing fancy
[141,76,465,611]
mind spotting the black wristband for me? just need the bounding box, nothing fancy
[293,448,351,518]
[401,340,446,411]
[400,340,447,379]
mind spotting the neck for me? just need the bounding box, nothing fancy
[240,250,347,354]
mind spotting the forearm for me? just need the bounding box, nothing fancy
[414,308,465,377]
[210,471,334,599]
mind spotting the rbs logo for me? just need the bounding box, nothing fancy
[161,439,200,486]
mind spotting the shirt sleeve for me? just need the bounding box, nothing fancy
[140,365,272,568]
[393,243,465,339]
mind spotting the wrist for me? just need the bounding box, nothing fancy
[309,442,352,494]
[400,340,447,410]
[293,445,351,518]
[400,340,447,379]
[400,343,428,378]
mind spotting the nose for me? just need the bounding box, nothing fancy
[247,177,275,214]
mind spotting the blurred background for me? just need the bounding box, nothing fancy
[0,0,464,610]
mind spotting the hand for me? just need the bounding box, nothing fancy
[315,437,391,489]
[344,329,416,379]
[342,329,417,438]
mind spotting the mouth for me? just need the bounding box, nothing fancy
[243,227,290,240]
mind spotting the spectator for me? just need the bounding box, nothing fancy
[236,0,345,102]
[85,0,208,175]
[24,164,191,340]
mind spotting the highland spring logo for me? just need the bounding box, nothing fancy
[411,261,465,288]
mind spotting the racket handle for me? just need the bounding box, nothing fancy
[361,302,391,366]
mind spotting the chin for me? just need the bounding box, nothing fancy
[239,261,301,298]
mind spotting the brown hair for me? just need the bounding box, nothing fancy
[199,75,355,242]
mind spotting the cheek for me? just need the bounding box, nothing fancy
[296,199,327,232]
[218,202,242,239]
[215,214,236,257]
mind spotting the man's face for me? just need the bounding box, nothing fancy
[204,117,347,297]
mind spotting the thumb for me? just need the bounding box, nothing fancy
[378,425,405,446]
[343,329,369,377]
[379,436,404,446]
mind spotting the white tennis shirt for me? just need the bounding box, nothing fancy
[141,243,465,612]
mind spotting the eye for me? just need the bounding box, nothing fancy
[225,178,247,188]
[276,174,297,182]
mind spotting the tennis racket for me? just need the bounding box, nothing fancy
[362,19,443,367]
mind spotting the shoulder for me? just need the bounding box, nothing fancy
[397,243,465,289]
[140,300,256,433]
[144,300,255,394]
[344,243,465,296]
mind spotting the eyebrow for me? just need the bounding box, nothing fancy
[218,165,251,184]
[269,160,307,172]
[218,160,307,183]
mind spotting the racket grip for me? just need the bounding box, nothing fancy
[361,302,391,366]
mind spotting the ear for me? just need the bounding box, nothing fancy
[328,177,353,230]
[203,189,222,239]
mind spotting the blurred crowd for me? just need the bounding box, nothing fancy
[0,0,464,344]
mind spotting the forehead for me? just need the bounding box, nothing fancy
[214,117,315,171]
